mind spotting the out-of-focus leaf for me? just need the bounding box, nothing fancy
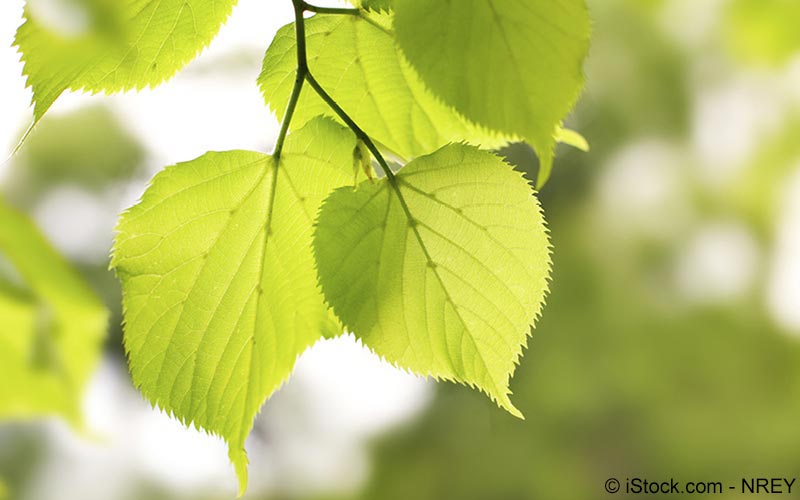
[14,0,239,124]
[6,106,144,202]
[0,196,107,424]
[725,0,800,66]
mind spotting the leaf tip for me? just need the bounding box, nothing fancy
[555,126,590,152]
[497,393,525,420]
[229,446,249,497]
[8,119,37,158]
[534,143,556,189]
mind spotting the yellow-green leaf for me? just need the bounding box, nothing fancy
[314,144,551,416]
[15,0,238,122]
[393,0,591,187]
[0,196,107,424]
[259,14,510,162]
[112,118,356,495]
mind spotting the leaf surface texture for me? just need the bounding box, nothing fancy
[113,118,355,493]
[259,14,509,162]
[393,0,591,185]
[314,144,551,416]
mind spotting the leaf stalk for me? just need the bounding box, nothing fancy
[273,0,309,158]
[279,0,397,185]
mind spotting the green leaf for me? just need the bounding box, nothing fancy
[393,0,591,187]
[345,0,393,11]
[0,196,107,424]
[112,117,356,495]
[259,14,510,162]
[314,144,551,416]
[15,0,238,122]
[555,126,590,153]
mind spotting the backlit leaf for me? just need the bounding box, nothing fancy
[15,0,239,122]
[345,0,393,12]
[393,0,591,186]
[314,144,551,416]
[259,14,510,162]
[112,118,355,494]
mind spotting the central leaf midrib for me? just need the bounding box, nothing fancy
[385,177,504,397]
[238,158,281,446]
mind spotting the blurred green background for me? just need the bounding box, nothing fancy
[2,0,800,499]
